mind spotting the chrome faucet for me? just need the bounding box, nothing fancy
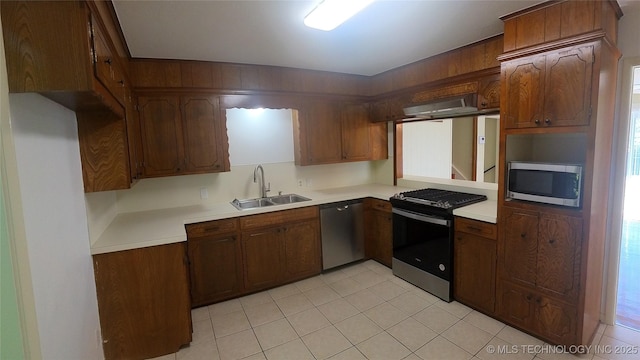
[253,164,270,198]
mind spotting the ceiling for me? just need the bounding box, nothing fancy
[112,0,637,77]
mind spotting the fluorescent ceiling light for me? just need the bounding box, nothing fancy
[304,0,374,31]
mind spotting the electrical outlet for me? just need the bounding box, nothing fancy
[200,187,208,199]
[297,179,304,187]
[306,178,313,187]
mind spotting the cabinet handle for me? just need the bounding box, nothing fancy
[520,233,526,238]
[467,226,482,232]
[534,119,540,124]
[549,239,556,244]
[545,119,551,124]
[118,80,124,86]
[104,58,112,65]
[536,297,542,304]
[526,294,532,301]
[203,226,220,232]
[481,101,488,108]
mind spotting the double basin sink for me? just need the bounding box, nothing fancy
[231,193,311,210]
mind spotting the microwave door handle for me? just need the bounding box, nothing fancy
[392,208,451,226]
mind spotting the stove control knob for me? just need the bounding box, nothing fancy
[439,264,445,272]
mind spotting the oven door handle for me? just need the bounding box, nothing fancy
[392,208,451,226]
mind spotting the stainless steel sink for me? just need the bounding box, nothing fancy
[231,193,311,210]
[269,193,311,205]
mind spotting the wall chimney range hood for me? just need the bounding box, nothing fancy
[401,93,494,121]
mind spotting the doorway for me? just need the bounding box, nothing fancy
[616,65,640,331]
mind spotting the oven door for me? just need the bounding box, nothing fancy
[392,208,452,281]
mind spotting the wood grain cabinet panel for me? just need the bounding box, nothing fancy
[181,96,226,173]
[137,94,229,178]
[282,220,322,281]
[138,96,184,177]
[364,198,392,267]
[454,217,497,315]
[93,243,192,360]
[294,100,387,166]
[242,227,285,292]
[187,219,243,307]
[500,207,582,303]
[502,45,593,129]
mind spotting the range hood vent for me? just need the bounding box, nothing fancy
[402,93,484,121]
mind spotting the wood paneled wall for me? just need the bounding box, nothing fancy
[129,35,504,98]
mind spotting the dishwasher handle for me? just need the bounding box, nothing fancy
[336,205,349,211]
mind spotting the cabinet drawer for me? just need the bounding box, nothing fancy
[240,206,319,230]
[366,198,392,212]
[455,217,497,240]
[186,218,238,238]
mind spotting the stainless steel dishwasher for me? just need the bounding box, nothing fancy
[320,199,364,270]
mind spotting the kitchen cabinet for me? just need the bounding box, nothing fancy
[1,0,136,192]
[93,243,192,360]
[293,100,388,165]
[125,89,144,182]
[453,217,497,315]
[186,219,243,307]
[500,207,582,302]
[137,94,230,178]
[364,198,392,267]
[370,97,405,123]
[240,207,321,292]
[499,281,577,346]
[496,0,621,346]
[502,45,594,129]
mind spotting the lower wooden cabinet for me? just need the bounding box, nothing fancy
[453,217,497,315]
[186,219,243,307]
[93,243,192,360]
[498,281,577,345]
[241,207,321,293]
[364,198,392,267]
[187,206,321,306]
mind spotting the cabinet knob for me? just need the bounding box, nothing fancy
[549,239,556,244]
[526,294,532,301]
[520,233,526,238]
[105,58,112,65]
[534,119,540,124]
[545,119,551,124]
[481,101,488,108]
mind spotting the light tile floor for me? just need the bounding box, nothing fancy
[151,260,640,360]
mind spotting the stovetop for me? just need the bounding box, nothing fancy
[390,188,487,213]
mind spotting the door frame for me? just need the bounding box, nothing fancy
[603,56,640,324]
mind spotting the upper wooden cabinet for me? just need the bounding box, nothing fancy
[293,100,388,166]
[502,44,594,129]
[1,0,125,113]
[137,94,230,178]
[501,0,621,53]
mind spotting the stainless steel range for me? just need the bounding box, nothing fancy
[389,188,487,302]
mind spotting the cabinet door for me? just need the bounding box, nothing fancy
[181,95,226,173]
[126,91,143,182]
[300,101,342,164]
[282,220,321,281]
[543,45,593,127]
[365,208,392,267]
[341,103,371,161]
[138,96,184,177]
[536,214,582,301]
[534,294,577,346]
[188,234,243,307]
[501,208,538,287]
[498,281,535,330]
[93,243,192,360]
[502,56,546,129]
[242,228,283,291]
[454,232,496,314]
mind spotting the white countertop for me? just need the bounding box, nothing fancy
[90,184,497,255]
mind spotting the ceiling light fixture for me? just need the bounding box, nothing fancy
[304,0,374,31]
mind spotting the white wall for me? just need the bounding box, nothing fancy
[10,93,103,359]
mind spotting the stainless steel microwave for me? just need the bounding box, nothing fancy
[507,161,583,208]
